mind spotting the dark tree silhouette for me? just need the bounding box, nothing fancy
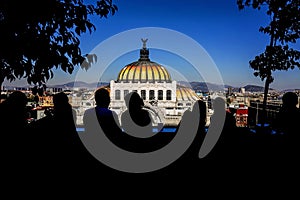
[0,0,118,94]
[237,0,300,127]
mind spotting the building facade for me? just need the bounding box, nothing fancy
[109,39,200,126]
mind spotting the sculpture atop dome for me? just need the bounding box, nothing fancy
[141,38,148,49]
[117,39,172,83]
[139,38,150,62]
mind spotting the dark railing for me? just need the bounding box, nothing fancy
[248,101,282,129]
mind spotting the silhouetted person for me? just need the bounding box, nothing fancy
[0,91,29,156]
[52,92,77,131]
[28,92,97,179]
[82,88,133,176]
[117,92,174,153]
[273,92,300,160]
[275,92,300,136]
[156,100,207,178]
[30,92,76,133]
[83,87,123,142]
[121,92,153,137]
[179,99,207,158]
[0,91,28,133]
[0,91,33,181]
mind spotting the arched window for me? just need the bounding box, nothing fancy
[167,90,172,100]
[124,90,129,98]
[141,90,146,100]
[115,90,121,100]
[158,90,163,100]
[149,90,155,100]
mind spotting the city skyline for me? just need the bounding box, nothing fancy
[3,0,300,91]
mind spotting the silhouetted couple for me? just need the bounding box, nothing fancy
[27,92,98,179]
[83,89,174,154]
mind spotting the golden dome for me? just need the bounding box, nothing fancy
[117,39,172,83]
[176,86,200,101]
[117,61,171,83]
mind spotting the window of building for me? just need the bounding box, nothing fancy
[115,90,121,100]
[141,90,146,100]
[149,90,155,100]
[124,90,129,98]
[158,90,163,100]
[166,90,172,100]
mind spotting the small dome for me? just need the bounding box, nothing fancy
[117,39,172,83]
[176,86,199,101]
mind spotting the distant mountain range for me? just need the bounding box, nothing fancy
[179,81,275,93]
[53,81,275,93]
[5,81,299,93]
[50,81,109,89]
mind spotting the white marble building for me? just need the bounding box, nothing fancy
[109,39,200,126]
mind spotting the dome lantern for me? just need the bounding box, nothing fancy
[117,39,172,83]
[139,38,150,61]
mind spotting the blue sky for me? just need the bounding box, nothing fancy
[5,0,300,90]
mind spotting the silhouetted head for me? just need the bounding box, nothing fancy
[52,92,71,114]
[7,91,27,108]
[282,92,298,108]
[124,92,144,110]
[94,88,110,108]
[53,92,69,106]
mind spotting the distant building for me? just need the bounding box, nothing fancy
[227,87,233,96]
[235,104,248,127]
[39,96,54,107]
[229,103,248,127]
[108,39,200,126]
[46,87,63,94]
[239,87,245,94]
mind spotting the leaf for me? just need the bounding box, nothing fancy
[1,0,118,86]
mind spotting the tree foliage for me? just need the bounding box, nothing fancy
[237,0,300,82]
[0,0,117,87]
[237,0,300,126]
